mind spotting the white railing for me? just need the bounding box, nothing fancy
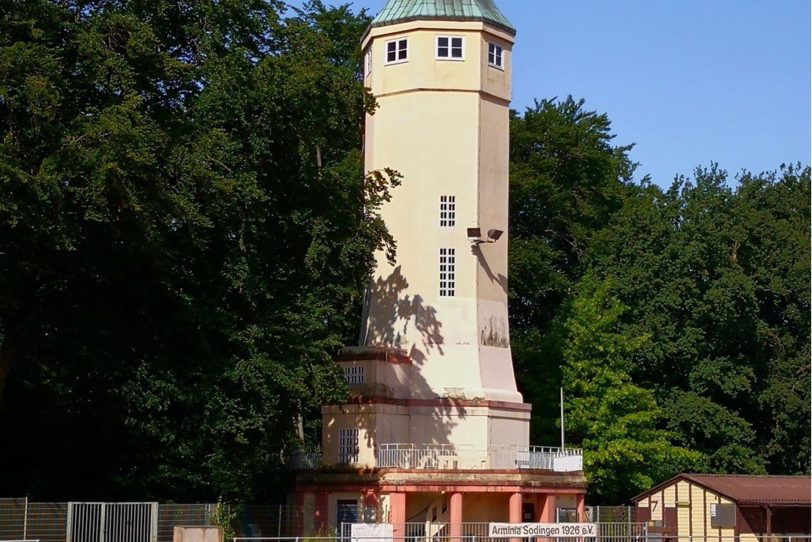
[375,444,583,472]
[291,444,582,472]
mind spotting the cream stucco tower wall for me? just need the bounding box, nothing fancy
[322,0,530,467]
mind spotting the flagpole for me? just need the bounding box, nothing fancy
[560,387,565,449]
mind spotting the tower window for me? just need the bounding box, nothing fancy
[386,38,408,64]
[440,195,456,227]
[364,49,372,76]
[488,43,504,69]
[338,428,360,464]
[439,248,456,297]
[344,365,365,385]
[437,36,464,60]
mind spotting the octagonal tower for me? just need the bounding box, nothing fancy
[293,1,586,534]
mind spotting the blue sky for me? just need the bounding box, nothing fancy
[290,0,810,187]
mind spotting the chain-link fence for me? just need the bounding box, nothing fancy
[157,505,214,542]
[0,499,27,541]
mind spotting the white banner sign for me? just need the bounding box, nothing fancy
[489,523,598,538]
[350,523,394,542]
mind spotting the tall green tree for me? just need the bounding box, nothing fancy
[508,97,636,443]
[586,164,810,477]
[0,0,398,500]
[561,277,700,503]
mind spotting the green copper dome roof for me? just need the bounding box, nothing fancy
[370,0,515,35]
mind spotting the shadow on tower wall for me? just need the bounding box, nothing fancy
[353,265,460,445]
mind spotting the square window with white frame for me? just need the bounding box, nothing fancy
[386,38,408,64]
[338,428,360,464]
[488,42,504,69]
[439,248,456,297]
[440,195,456,227]
[437,36,464,60]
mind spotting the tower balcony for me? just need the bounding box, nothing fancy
[291,444,582,473]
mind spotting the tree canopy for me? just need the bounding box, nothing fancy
[0,0,399,501]
[1,0,808,504]
[509,98,810,502]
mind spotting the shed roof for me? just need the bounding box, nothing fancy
[369,0,515,35]
[632,474,811,506]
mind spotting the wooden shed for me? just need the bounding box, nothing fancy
[631,474,810,542]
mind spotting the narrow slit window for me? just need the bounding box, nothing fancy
[386,38,408,64]
[437,36,464,60]
[364,49,372,76]
[440,195,456,227]
[439,248,456,297]
[488,43,504,69]
[338,428,360,464]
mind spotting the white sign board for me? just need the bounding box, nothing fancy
[350,523,394,542]
[489,523,598,538]
[553,455,583,472]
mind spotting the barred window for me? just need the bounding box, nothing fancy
[344,366,365,385]
[338,429,360,464]
[439,248,456,297]
[440,195,456,227]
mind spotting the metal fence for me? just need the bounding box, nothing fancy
[3,502,808,542]
[25,502,67,542]
[237,537,811,542]
[67,503,158,542]
[157,505,214,542]
[0,499,27,541]
[335,523,647,542]
[0,501,209,542]
[0,501,303,542]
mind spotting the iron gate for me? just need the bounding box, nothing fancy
[67,503,158,542]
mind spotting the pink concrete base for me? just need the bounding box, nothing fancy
[293,468,586,537]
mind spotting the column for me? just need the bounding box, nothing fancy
[509,493,523,542]
[314,493,329,533]
[575,494,586,542]
[390,493,406,542]
[302,492,315,535]
[576,494,585,522]
[535,494,557,542]
[450,493,463,542]
[540,494,557,522]
[509,493,523,523]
